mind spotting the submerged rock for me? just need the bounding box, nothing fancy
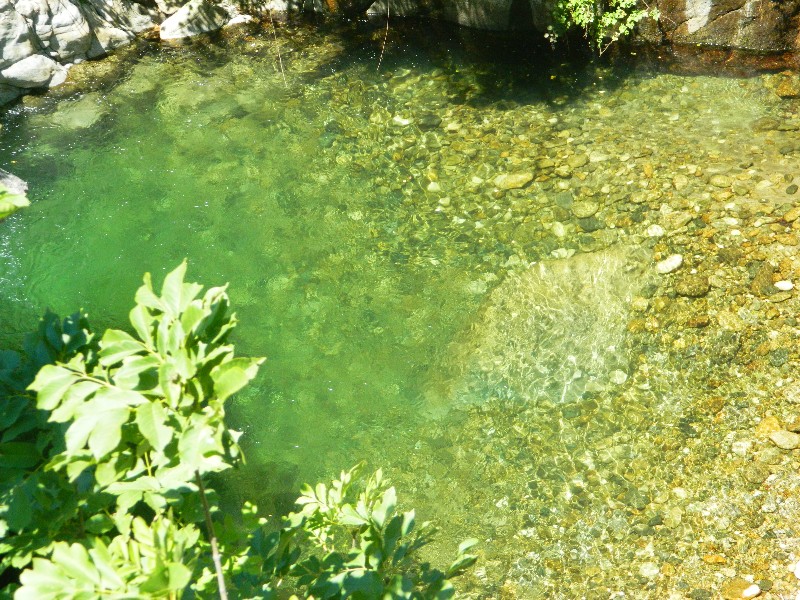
[750,262,776,297]
[430,246,652,409]
[720,579,761,599]
[493,171,533,190]
[656,254,683,274]
[676,274,710,297]
[769,430,800,450]
[775,74,800,99]
[571,200,599,219]
[50,93,107,129]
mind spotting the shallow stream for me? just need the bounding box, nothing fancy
[3,20,800,598]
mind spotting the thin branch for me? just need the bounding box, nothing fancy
[196,471,228,600]
[377,0,390,72]
[267,10,287,87]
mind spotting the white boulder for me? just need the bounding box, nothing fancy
[160,0,232,39]
[0,54,68,88]
[0,3,38,69]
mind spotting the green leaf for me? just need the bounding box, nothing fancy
[94,387,147,408]
[0,442,41,469]
[66,401,130,460]
[61,311,92,356]
[129,303,154,348]
[50,380,101,423]
[158,362,182,408]
[93,449,137,487]
[135,402,173,453]
[6,487,33,531]
[0,188,30,220]
[339,504,368,527]
[340,569,382,596]
[211,357,264,403]
[161,260,189,316]
[0,396,32,437]
[445,539,478,579]
[135,272,164,312]
[457,538,478,555]
[99,329,143,366]
[154,463,194,491]
[64,413,97,455]
[0,348,22,377]
[179,303,207,337]
[177,419,228,474]
[431,581,456,599]
[401,510,415,537]
[384,515,403,561]
[88,540,125,589]
[84,513,115,535]
[51,543,100,586]
[87,408,130,460]
[373,485,396,529]
[65,456,94,481]
[172,347,196,381]
[385,574,413,597]
[16,558,65,600]
[113,355,160,391]
[140,562,192,594]
[446,554,477,578]
[165,320,186,358]
[29,365,78,411]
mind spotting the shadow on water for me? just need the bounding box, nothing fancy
[281,17,632,106]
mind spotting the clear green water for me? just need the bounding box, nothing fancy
[2,21,799,597]
[1,23,526,506]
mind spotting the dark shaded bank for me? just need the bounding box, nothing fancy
[4,0,800,111]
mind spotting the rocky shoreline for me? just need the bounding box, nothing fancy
[4,0,800,109]
[0,0,256,107]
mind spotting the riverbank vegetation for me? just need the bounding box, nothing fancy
[546,0,659,52]
[0,263,476,599]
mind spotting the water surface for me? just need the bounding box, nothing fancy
[2,21,800,598]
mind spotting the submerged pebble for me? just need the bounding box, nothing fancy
[493,171,533,190]
[656,254,683,274]
[769,430,800,450]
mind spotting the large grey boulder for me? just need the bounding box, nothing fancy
[0,3,38,69]
[159,0,232,39]
[13,0,93,61]
[80,0,161,56]
[0,54,68,88]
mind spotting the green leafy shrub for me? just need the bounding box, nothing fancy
[0,263,476,599]
[546,0,659,53]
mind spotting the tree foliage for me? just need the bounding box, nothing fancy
[0,262,476,599]
[547,0,659,53]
